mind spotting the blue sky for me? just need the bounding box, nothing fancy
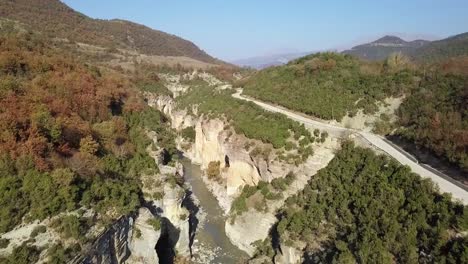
[62,0,468,61]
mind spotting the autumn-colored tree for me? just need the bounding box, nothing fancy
[79,136,99,155]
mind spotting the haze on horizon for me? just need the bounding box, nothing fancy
[62,0,468,61]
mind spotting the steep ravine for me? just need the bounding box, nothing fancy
[66,139,194,264]
[181,158,249,263]
[147,85,339,262]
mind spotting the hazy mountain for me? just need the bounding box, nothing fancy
[0,0,219,63]
[342,35,429,61]
[232,51,313,69]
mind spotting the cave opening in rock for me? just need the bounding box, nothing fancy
[225,155,230,168]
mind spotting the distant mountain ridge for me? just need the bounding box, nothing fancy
[0,0,219,64]
[343,33,468,62]
[343,35,430,61]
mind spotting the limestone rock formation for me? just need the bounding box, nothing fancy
[76,215,133,264]
[274,245,302,264]
[160,183,191,257]
[127,208,161,264]
[225,210,277,256]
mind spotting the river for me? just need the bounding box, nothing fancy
[180,158,249,263]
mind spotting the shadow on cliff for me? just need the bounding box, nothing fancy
[143,200,178,264]
[156,217,180,264]
[182,189,199,257]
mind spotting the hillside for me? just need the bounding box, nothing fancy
[342,35,429,61]
[254,142,468,263]
[242,52,468,174]
[343,33,468,63]
[242,52,413,121]
[0,0,219,64]
[0,25,186,262]
[411,32,468,62]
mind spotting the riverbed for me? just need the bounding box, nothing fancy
[180,158,248,263]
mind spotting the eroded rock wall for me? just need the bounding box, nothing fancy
[127,208,161,264]
[75,215,133,264]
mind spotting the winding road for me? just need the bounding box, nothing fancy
[232,90,468,205]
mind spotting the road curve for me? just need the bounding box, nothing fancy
[233,90,468,205]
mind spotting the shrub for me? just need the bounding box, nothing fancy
[147,218,161,231]
[313,129,320,137]
[152,192,164,200]
[47,243,81,264]
[134,228,142,238]
[230,196,248,216]
[179,214,188,221]
[271,178,287,191]
[5,243,40,264]
[30,225,47,238]
[180,127,195,142]
[51,215,87,240]
[207,161,221,180]
[0,238,9,249]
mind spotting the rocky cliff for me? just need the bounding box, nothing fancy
[71,135,192,264]
[127,208,161,264]
[148,93,296,213]
[225,139,337,256]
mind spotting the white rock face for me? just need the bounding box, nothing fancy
[225,210,277,256]
[0,219,60,258]
[339,97,403,131]
[225,160,260,196]
[127,208,161,264]
[150,96,265,212]
[161,183,191,257]
[274,245,302,264]
[190,118,225,166]
[225,140,338,257]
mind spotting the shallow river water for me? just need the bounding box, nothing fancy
[180,158,248,264]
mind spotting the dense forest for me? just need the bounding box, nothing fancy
[255,142,468,263]
[0,26,176,261]
[242,52,416,121]
[396,73,468,173]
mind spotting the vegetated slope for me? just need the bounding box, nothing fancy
[175,85,315,163]
[255,142,468,263]
[343,35,429,61]
[242,52,468,174]
[0,28,178,261]
[411,32,468,62]
[0,0,218,63]
[396,73,468,173]
[242,52,415,121]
